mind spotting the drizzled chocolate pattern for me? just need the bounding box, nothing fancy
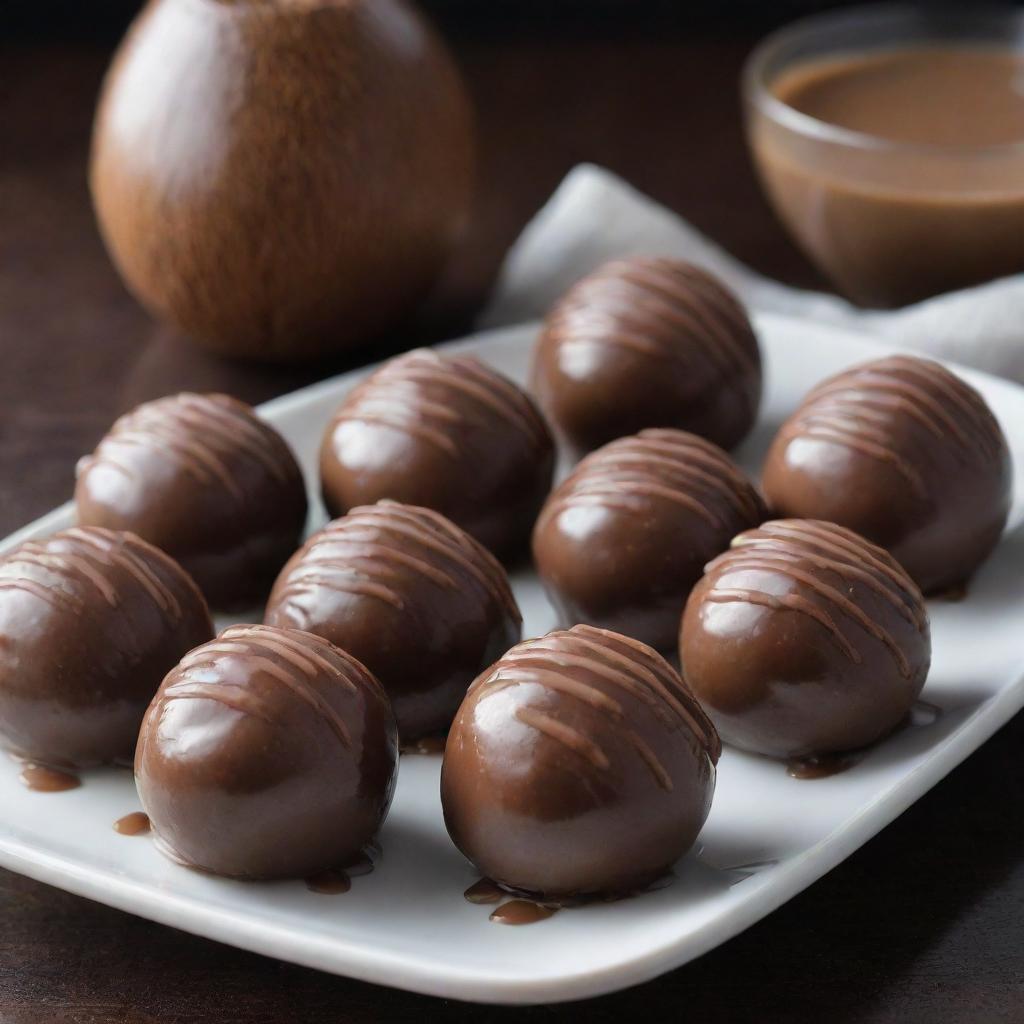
[681,519,931,760]
[531,257,762,456]
[266,501,521,740]
[763,356,1012,593]
[136,624,398,880]
[76,392,308,608]
[320,350,555,557]
[441,624,719,898]
[533,429,765,651]
[0,527,213,768]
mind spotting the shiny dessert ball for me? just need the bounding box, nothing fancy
[266,501,522,741]
[533,429,764,651]
[320,349,555,558]
[531,257,762,457]
[762,355,1012,594]
[0,527,213,768]
[681,519,931,759]
[75,392,308,609]
[442,624,720,898]
[137,624,398,880]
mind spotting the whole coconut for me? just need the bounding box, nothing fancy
[90,0,476,361]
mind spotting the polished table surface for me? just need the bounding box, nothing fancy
[1,23,1022,1024]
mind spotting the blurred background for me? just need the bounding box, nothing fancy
[6,1,889,39]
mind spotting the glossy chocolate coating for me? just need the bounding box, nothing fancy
[762,356,1012,594]
[531,257,762,457]
[75,392,308,608]
[0,527,213,768]
[441,624,720,898]
[533,429,765,651]
[265,501,522,740]
[136,624,398,880]
[681,519,931,759]
[319,349,555,558]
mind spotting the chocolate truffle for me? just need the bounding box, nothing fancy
[75,392,308,608]
[0,527,213,768]
[266,501,522,740]
[441,624,720,898]
[136,624,398,879]
[680,519,931,759]
[319,349,555,558]
[530,257,762,457]
[533,429,765,651]
[762,355,1012,594]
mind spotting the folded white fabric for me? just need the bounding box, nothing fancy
[481,164,1024,382]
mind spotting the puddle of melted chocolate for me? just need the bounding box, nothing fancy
[19,765,80,792]
[305,869,352,895]
[305,844,381,894]
[464,878,505,905]
[114,811,151,835]
[489,901,558,926]
[400,734,447,755]
[786,753,858,780]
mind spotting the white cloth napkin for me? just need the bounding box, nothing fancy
[481,164,1024,382]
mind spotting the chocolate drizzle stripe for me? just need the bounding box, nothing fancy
[101,427,244,500]
[784,422,928,495]
[0,578,81,612]
[336,351,546,456]
[276,572,407,611]
[746,522,925,627]
[62,528,182,619]
[499,643,674,724]
[887,358,1002,452]
[759,520,920,596]
[425,356,547,445]
[175,395,295,482]
[6,549,119,606]
[626,729,673,791]
[277,504,520,620]
[181,635,354,746]
[223,627,357,692]
[617,263,758,373]
[335,397,460,456]
[543,479,721,527]
[539,430,760,534]
[569,625,721,760]
[162,680,276,722]
[706,588,861,664]
[514,705,610,769]
[717,555,910,675]
[489,664,625,715]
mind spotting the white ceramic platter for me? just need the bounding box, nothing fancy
[2,313,1024,1005]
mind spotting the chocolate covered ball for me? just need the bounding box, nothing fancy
[533,429,765,651]
[76,392,308,608]
[0,527,213,768]
[762,355,1012,594]
[266,501,522,740]
[442,624,720,898]
[531,257,762,457]
[137,624,398,880]
[681,520,931,759]
[320,349,555,557]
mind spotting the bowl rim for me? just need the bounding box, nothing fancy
[742,1,1024,158]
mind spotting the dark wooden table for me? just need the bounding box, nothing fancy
[1,22,1022,1024]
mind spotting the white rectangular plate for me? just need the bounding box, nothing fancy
[2,313,1023,1005]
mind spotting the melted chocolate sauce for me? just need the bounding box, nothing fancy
[489,900,558,926]
[114,811,151,835]
[19,765,80,792]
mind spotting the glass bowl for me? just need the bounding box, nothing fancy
[743,4,1024,307]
